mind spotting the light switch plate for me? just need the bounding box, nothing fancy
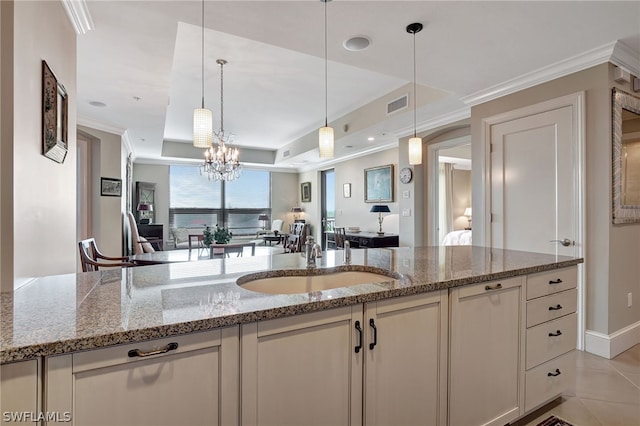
[403,190,410,199]
[402,209,411,217]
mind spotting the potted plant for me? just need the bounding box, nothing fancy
[203,224,232,245]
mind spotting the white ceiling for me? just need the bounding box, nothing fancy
[75,1,640,170]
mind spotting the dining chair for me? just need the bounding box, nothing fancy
[127,211,160,254]
[333,227,346,249]
[78,238,135,272]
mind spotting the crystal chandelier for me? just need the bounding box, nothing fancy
[200,59,242,181]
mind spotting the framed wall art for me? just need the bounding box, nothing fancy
[364,164,394,202]
[42,60,68,164]
[101,177,122,197]
[301,181,311,202]
[343,183,351,198]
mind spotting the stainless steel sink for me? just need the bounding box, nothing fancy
[237,267,400,294]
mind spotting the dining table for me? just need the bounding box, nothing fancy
[132,241,256,265]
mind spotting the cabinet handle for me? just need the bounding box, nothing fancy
[549,279,563,284]
[128,342,178,358]
[548,330,563,337]
[355,321,363,353]
[548,304,563,311]
[369,318,378,350]
[547,369,562,377]
[485,283,503,291]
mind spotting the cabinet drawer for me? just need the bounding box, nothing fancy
[525,350,576,412]
[456,276,522,299]
[526,313,576,370]
[73,329,222,373]
[527,267,577,300]
[526,289,577,328]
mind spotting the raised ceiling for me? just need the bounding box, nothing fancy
[75,1,640,170]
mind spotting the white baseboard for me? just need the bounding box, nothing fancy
[585,320,640,359]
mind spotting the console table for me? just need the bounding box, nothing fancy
[325,231,399,249]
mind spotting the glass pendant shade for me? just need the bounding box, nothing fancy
[319,126,334,158]
[193,108,213,148]
[408,136,422,165]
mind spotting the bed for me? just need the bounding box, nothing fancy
[442,229,472,246]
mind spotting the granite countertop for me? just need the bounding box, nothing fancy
[0,246,582,363]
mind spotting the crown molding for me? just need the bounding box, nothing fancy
[77,115,126,136]
[393,106,471,139]
[462,41,622,106]
[60,0,94,35]
[610,40,640,77]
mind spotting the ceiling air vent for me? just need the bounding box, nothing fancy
[387,94,408,115]
[283,150,290,157]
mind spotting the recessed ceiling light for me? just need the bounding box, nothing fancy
[343,36,371,51]
[89,101,106,107]
[368,137,375,141]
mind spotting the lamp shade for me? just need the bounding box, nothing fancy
[193,108,213,148]
[464,207,472,217]
[291,207,303,213]
[370,205,391,213]
[137,203,153,212]
[408,136,422,165]
[318,126,334,158]
[258,214,269,221]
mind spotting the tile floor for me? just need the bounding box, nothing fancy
[513,344,640,426]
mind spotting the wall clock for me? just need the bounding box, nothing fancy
[400,167,413,184]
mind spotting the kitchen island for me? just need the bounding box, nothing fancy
[1,246,582,426]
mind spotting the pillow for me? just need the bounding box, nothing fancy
[171,227,189,244]
[139,236,156,253]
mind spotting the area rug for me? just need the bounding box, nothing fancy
[537,415,574,426]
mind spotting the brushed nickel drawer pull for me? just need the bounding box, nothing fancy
[548,304,563,311]
[547,369,561,377]
[548,330,562,337]
[484,283,503,291]
[128,342,179,358]
[548,279,563,284]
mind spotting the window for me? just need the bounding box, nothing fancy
[169,166,270,236]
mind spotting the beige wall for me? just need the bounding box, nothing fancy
[452,169,471,231]
[78,126,125,258]
[7,1,77,289]
[132,163,170,249]
[471,63,640,337]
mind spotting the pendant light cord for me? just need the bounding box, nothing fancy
[220,61,224,133]
[201,0,205,109]
[412,30,417,138]
[324,0,328,127]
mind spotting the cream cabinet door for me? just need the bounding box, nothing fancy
[1,359,41,426]
[45,328,238,426]
[449,277,525,426]
[241,305,363,426]
[363,291,448,426]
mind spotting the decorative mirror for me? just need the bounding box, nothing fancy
[612,88,640,224]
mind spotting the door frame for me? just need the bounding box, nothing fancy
[427,135,471,246]
[480,91,586,350]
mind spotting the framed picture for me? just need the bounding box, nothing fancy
[41,60,68,164]
[343,183,351,198]
[101,177,122,197]
[364,164,394,202]
[301,181,311,202]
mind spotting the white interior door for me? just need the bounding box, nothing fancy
[485,92,585,349]
[490,105,576,256]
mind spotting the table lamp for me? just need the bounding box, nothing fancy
[258,214,269,230]
[464,207,472,230]
[370,205,391,235]
[291,206,304,222]
[137,203,153,224]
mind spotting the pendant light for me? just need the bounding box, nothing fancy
[318,0,334,158]
[193,0,213,148]
[407,22,423,165]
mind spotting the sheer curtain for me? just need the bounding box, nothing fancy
[438,162,454,244]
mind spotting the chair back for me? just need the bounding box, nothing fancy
[271,219,283,233]
[334,227,346,249]
[78,238,134,272]
[285,222,308,253]
[127,211,156,254]
[78,238,100,272]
